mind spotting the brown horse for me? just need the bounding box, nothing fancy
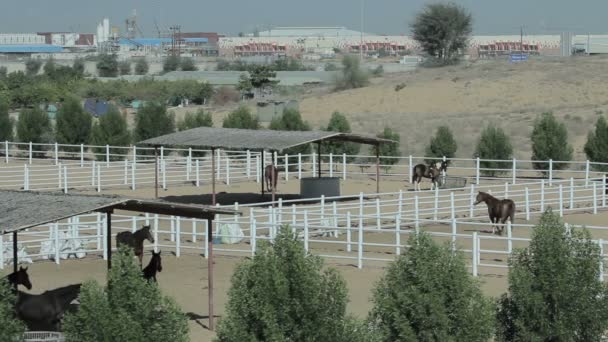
[116,225,155,267]
[412,163,441,191]
[474,191,515,235]
[264,164,279,192]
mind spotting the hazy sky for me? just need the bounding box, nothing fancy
[2,0,607,36]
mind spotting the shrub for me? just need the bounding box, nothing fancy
[371,65,384,77]
[269,108,311,156]
[177,109,213,131]
[55,96,92,152]
[118,61,131,75]
[335,55,369,91]
[134,58,149,75]
[324,63,339,71]
[324,111,360,161]
[369,233,494,341]
[0,278,25,340]
[474,125,513,176]
[212,86,239,106]
[63,247,189,342]
[17,107,53,156]
[0,94,12,141]
[425,126,457,163]
[134,102,175,151]
[96,54,119,77]
[179,57,197,71]
[222,105,258,129]
[375,127,401,171]
[584,115,608,172]
[72,58,85,77]
[531,112,573,173]
[90,107,131,161]
[25,58,42,76]
[495,210,608,341]
[216,227,370,342]
[163,56,180,73]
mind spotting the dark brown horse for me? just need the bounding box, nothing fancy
[412,163,441,191]
[3,266,32,290]
[143,251,162,282]
[265,164,279,192]
[16,283,82,331]
[116,225,155,267]
[474,191,515,235]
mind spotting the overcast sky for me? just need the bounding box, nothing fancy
[2,0,607,36]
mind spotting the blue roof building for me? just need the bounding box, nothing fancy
[0,45,63,53]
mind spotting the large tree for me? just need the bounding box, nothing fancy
[0,94,12,141]
[411,3,473,62]
[324,111,360,161]
[55,96,92,152]
[96,54,119,77]
[270,108,312,156]
[222,106,259,129]
[474,125,513,176]
[90,107,131,161]
[134,58,149,75]
[584,115,608,171]
[134,102,175,142]
[375,127,401,171]
[531,112,573,173]
[335,55,369,90]
[426,125,457,163]
[16,107,53,156]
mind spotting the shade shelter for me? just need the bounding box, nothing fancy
[139,127,396,203]
[0,190,238,331]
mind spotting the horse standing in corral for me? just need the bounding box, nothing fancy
[434,160,449,186]
[143,251,163,282]
[412,163,441,191]
[16,283,82,331]
[3,266,32,290]
[264,164,279,192]
[116,225,155,268]
[474,191,515,235]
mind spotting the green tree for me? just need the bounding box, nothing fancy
[250,66,278,97]
[0,94,12,141]
[270,108,312,156]
[163,56,180,73]
[369,233,494,341]
[0,279,26,340]
[134,102,175,142]
[118,61,131,75]
[179,57,197,71]
[335,55,369,91]
[216,227,372,342]
[16,107,53,156]
[325,111,360,161]
[236,73,253,95]
[25,58,42,77]
[177,109,213,131]
[55,96,92,152]
[134,58,149,75]
[375,127,401,171]
[411,3,472,63]
[496,210,608,341]
[474,125,513,176]
[426,126,457,163]
[72,58,86,77]
[96,54,119,77]
[584,115,608,172]
[222,105,258,129]
[90,107,131,161]
[0,66,7,79]
[43,57,57,78]
[531,112,573,173]
[63,247,189,342]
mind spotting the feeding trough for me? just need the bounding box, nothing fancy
[23,332,65,342]
[300,177,341,199]
[439,176,467,189]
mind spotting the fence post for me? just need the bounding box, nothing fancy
[570,177,575,209]
[312,152,316,176]
[58,163,62,189]
[284,154,289,181]
[153,215,159,253]
[255,155,260,183]
[4,141,8,163]
[79,144,84,167]
[342,153,347,180]
[303,210,309,253]
[105,145,110,167]
[0,234,3,269]
[162,159,167,190]
[28,142,32,164]
[433,186,439,220]
[525,187,530,220]
[246,150,251,179]
[475,157,480,185]
[450,192,455,221]
[329,153,333,177]
[186,149,192,182]
[358,192,364,228]
[507,221,512,254]
[298,153,302,179]
[54,224,61,264]
[97,164,101,192]
[132,145,137,163]
[63,166,68,194]
[102,219,107,261]
[191,218,197,243]
[358,211,363,269]
[593,182,598,215]
[586,160,590,187]
[346,212,352,253]
[559,184,564,217]
[131,161,136,190]
[251,219,257,256]
[320,195,326,224]
[123,159,128,185]
[599,239,605,281]
[273,151,278,168]
[375,198,381,230]
[91,160,96,186]
[504,182,509,198]
[414,195,419,231]
[540,180,545,213]
[408,155,413,184]
[216,149,221,180]
[23,164,29,191]
[398,190,404,217]
[512,158,516,184]
[175,217,181,257]
[395,215,401,255]
[450,219,457,251]
[472,232,478,276]
[225,158,230,185]
[469,184,475,218]
[170,216,176,242]
[54,142,58,165]
[603,175,607,208]
[195,160,200,187]
[549,159,553,186]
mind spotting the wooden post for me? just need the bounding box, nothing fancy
[106,211,112,270]
[12,231,18,279]
[207,218,215,331]
[375,143,380,194]
[154,147,159,199]
[212,148,216,205]
[317,142,322,178]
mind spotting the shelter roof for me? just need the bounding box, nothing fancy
[138,127,394,151]
[0,190,237,235]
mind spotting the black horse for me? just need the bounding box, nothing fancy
[3,266,32,290]
[143,251,162,282]
[412,163,441,191]
[474,191,515,235]
[16,283,82,331]
[265,164,279,192]
[116,225,155,267]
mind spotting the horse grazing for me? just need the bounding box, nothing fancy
[264,164,279,192]
[143,251,162,282]
[116,225,155,267]
[474,191,515,235]
[3,266,32,290]
[16,283,82,331]
[412,163,441,191]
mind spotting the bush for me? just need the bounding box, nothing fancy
[371,65,384,77]
[369,233,494,341]
[96,54,119,77]
[584,115,608,172]
[324,111,360,161]
[0,279,25,340]
[212,86,239,106]
[72,58,85,77]
[531,112,573,173]
[177,109,213,131]
[163,56,180,73]
[324,63,339,71]
[134,58,149,75]
[495,210,608,341]
[0,94,12,141]
[0,66,7,79]
[25,58,42,76]
[269,108,312,156]
[222,105,258,129]
[335,55,369,91]
[179,57,197,71]
[90,107,131,161]
[118,61,131,76]
[63,247,189,342]
[17,107,53,155]
[43,57,56,78]
[474,125,513,176]
[425,126,457,163]
[134,102,175,144]
[55,96,92,152]
[376,127,401,171]
[216,227,369,342]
